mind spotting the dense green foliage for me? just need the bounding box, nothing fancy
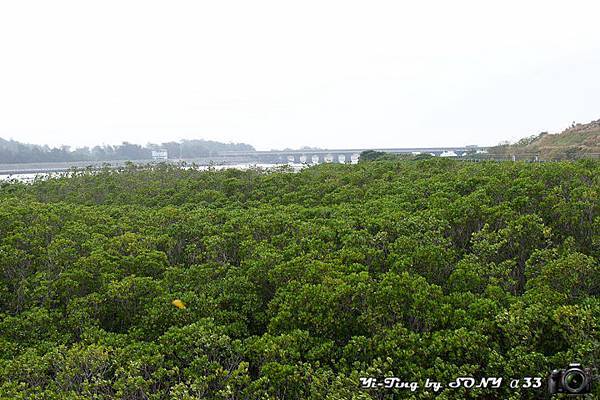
[359,151,434,162]
[0,159,598,399]
[0,138,254,163]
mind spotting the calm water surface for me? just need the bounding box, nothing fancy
[0,163,325,183]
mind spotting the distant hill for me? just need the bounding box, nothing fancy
[0,138,255,164]
[492,119,600,159]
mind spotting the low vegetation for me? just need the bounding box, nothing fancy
[0,159,598,399]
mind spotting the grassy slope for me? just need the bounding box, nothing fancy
[493,119,600,159]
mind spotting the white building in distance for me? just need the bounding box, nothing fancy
[152,149,168,161]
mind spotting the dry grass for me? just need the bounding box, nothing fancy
[491,120,600,159]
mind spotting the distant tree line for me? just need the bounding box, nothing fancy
[0,138,255,163]
[359,150,435,162]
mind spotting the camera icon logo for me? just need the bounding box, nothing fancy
[548,363,592,395]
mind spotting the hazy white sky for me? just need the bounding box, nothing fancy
[0,1,599,151]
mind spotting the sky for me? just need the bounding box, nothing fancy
[0,1,599,151]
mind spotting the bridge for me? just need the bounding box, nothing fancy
[0,147,489,176]
[218,147,486,164]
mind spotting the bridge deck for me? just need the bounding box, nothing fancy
[0,147,497,175]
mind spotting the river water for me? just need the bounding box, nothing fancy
[0,163,319,183]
